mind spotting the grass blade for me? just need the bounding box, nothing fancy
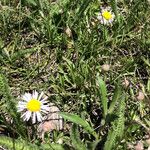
[97,77,108,118]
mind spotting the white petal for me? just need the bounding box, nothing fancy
[22,93,32,101]
[41,109,49,114]
[32,112,36,124]
[41,105,50,111]
[18,101,27,105]
[17,104,26,109]
[97,14,102,20]
[32,90,38,99]
[24,111,32,121]
[17,106,26,111]
[36,112,42,122]
[40,106,49,113]
[38,91,44,101]
[100,19,104,24]
[17,104,26,108]
[17,107,25,112]
[41,100,48,105]
[40,96,48,103]
[102,19,108,25]
[21,111,28,119]
[112,14,115,18]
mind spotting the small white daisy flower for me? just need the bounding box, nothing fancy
[97,7,115,25]
[17,91,49,124]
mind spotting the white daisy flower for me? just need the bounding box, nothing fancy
[17,91,50,124]
[97,7,115,25]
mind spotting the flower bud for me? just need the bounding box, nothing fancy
[135,141,144,150]
[122,78,130,88]
[101,64,110,72]
[65,27,72,37]
[137,91,145,101]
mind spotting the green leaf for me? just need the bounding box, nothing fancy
[77,0,91,17]
[108,84,121,114]
[86,140,100,150]
[25,0,37,6]
[0,136,66,150]
[43,143,66,150]
[97,77,108,118]
[144,118,150,128]
[141,56,150,67]
[71,124,86,150]
[11,48,37,61]
[0,136,38,150]
[147,79,150,92]
[104,95,126,150]
[0,74,27,137]
[59,112,98,139]
[0,74,16,114]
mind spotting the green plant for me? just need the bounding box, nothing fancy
[0,0,149,149]
[0,74,26,138]
[104,95,126,150]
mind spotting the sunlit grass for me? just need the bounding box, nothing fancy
[0,0,150,149]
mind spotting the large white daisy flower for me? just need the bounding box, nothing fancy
[97,7,115,25]
[17,91,50,124]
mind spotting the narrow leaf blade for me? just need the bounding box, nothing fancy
[97,77,108,118]
[59,112,97,138]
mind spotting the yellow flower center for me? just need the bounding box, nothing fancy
[102,11,112,20]
[27,99,41,112]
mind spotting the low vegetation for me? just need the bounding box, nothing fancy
[0,0,150,149]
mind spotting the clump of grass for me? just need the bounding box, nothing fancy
[0,0,150,149]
